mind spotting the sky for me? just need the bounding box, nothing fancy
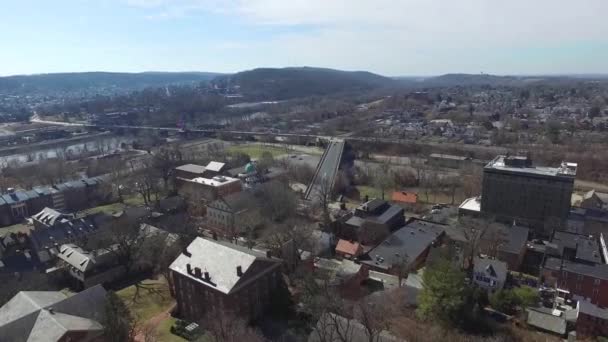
[1,0,608,76]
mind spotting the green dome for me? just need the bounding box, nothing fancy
[245,162,256,173]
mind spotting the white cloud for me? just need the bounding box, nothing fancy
[122,0,608,74]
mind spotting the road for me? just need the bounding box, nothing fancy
[305,140,345,201]
[29,116,509,155]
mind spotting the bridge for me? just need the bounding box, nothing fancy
[304,140,345,202]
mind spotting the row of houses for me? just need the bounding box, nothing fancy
[0,176,105,227]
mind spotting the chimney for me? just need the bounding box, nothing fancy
[236,266,243,277]
[204,271,210,281]
[266,250,272,258]
[183,248,192,258]
[48,308,54,315]
[212,232,218,241]
[186,264,192,274]
[194,267,202,278]
[364,195,369,202]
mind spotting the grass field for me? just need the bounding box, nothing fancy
[156,317,188,342]
[0,222,32,236]
[227,143,291,159]
[117,277,173,322]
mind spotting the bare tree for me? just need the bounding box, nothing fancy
[204,310,266,342]
[459,217,505,271]
[316,174,334,229]
[354,300,392,342]
[373,160,393,200]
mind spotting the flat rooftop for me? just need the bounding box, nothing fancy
[190,176,240,187]
[485,155,576,178]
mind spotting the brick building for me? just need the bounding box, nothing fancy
[481,155,576,231]
[177,175,242,203]
[205,191,261,237]
[542,258,608,307]
[169,238,283,323]
[576,299,608,339]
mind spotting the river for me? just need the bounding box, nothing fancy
[0,135,136,165]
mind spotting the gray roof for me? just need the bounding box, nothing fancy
[0,285,106,342]
[33,186,57,196]
[345,215,365,228]
[498,225,529,254]
[169,237,282,294]
[578,299,608,319]
[32,207,73,227]
[474,257,507,282]
[205,161,226,172]
[526,308,566,335]
[30,215,105,253]
[544,257,608,280]
[175,163,206,175]
[361,220,444,270]
[552,231,601,264]
[57,244,114,273]
[308,313,402,342]
[371,205,404,225]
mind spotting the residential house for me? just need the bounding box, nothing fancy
[32,207,74,230]
[313,257,367,299]
[335,239,363,260]
[0,285,107,342]
[169,237,284,323]
[340,199,405,245]
[29,210,112,263]
[0,177,104,227]
[359,219,445,274]
[57,244,125,290]
[473,257,507,292]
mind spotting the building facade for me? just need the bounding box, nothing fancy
[481,155,576,231]
[170,238,283,324]
[542,258,608,307]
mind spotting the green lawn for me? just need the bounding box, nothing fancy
[117,277,173,322]
[356,186,391,201]
[156,317,188,342]
[122,194,147,206]
[0,222,32,236]
[227,144,290,159]
[81,202,126,215]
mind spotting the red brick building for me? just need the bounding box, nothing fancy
[542,258,608,307]
[169,237,283,323]
[576,300,608,339]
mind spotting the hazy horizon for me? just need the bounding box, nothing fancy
[2,1,608,76]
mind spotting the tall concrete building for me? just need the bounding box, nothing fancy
[480,155,576,231]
